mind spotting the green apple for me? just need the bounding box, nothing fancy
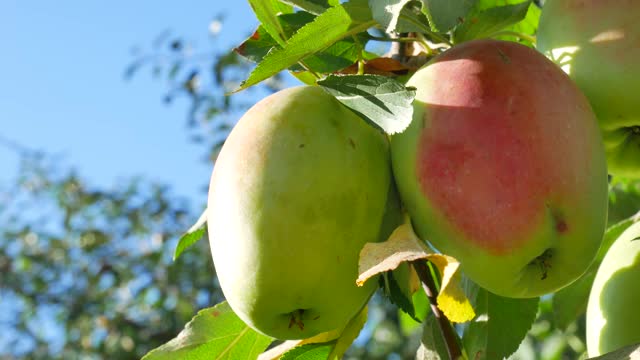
[390,39,608,298]
[587,221,640,356]
[207,86,397,340]
[537,0,640,178]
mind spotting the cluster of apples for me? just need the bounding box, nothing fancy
[206,0,639,355]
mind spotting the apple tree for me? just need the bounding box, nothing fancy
[141,1,640,359]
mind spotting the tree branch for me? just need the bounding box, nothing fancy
[412,260,462,360]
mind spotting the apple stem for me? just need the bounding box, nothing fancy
[412,260,462,360]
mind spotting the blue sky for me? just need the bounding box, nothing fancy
[0,1,263,354]
[0,1,260,208]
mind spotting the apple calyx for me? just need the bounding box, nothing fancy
[288,309,306,331]
[529,249,553,280]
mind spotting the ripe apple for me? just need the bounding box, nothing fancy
[537,0,640,178]
[390,39,608,298]
[207,86,397,339]
[587,221,640,356]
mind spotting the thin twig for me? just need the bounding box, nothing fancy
[412,260,462,360]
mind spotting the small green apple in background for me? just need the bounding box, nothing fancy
[390,39,608,298]
[207,86,398,340]
[587,221,640,356]
[537,0,640,178]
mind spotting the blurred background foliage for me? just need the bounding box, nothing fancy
[2,11,640,360]
[0,150,224,359]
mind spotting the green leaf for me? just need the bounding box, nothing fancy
[248,0,294,46]
[399,288,430,335]
[318,74,415,135]
[464,0,540,43]
[462,284,539,360]
[173,209,207,260]
[368,0,431,34]
[551,270,596,330]
[297,35,364,73]
[415,313,449,360]
[396,2,432,33]
[369,0,413,32]
[587,343,640,360]
[503,0,539,40]
[237,0,376,91]
[452,1,531,43]
[552,213,640,329]
[280,342,336,360]
[142,302,273,360]
[235,12,318,64]
[330,307,368,358]
[279,11,319,36]
[235,26,275,63]
[236,11,366,73]
[291,71,319,85]
[382,266,418,321]
[279,0,336,14]
[422,0,477,32]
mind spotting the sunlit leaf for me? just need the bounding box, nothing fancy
[356,220,432,285]
[142,302,272,360]
[465,0,540,44]
[236,11,366,73]
[280,342,335,360]
[369,0,413,32]
[318,74,415,135]
[452,1,532,43]
[279,0,336,14]
[173,208,207,260]
[237,0,376,91]
[248,0,294,46]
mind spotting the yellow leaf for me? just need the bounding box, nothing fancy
[427,255,476,323]
[357,220,432,286]
[357,217,475,323]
